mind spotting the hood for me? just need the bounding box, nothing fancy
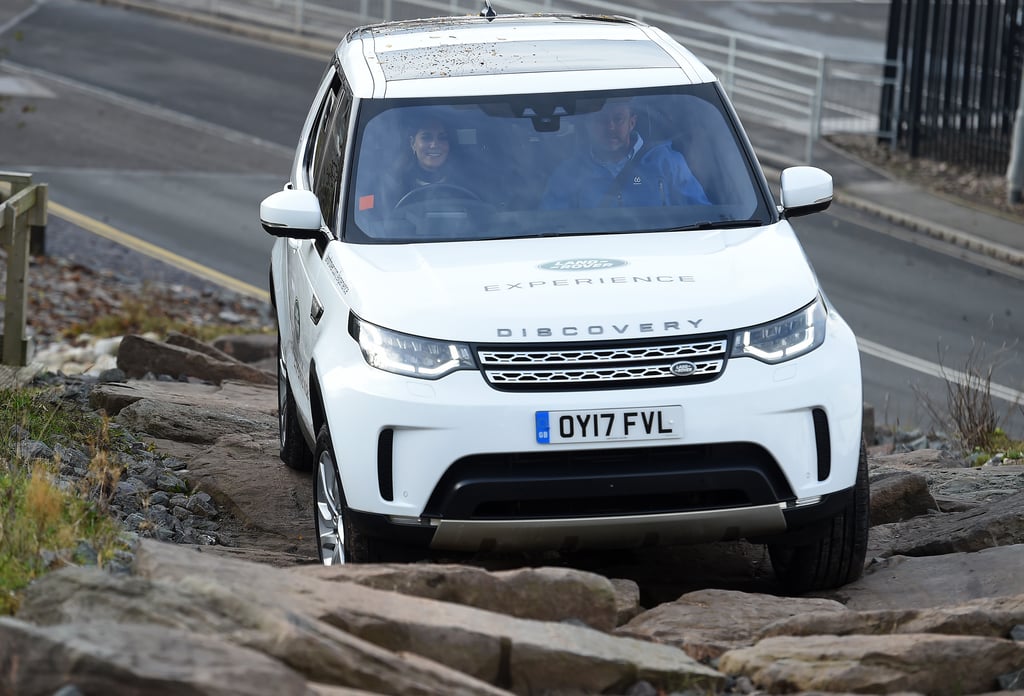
[328,223,819,342]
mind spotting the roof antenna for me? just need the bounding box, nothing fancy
[480,0,496,20]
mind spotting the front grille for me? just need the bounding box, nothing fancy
[476,334,729,391]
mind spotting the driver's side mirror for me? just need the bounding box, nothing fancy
[261,189,324,239]
[779,166,833,218]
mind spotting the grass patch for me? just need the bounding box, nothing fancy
[0,387,130,615]
[972,427,1024,463]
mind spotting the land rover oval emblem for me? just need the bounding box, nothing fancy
[670,361,697,376]
[538,258,627,271]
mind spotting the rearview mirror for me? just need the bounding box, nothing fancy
[261,189,323,238]
[779,166,833,218]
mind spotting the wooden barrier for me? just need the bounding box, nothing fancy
[0,172,48,367]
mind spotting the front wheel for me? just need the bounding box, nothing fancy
[313,424,373,565]
[768,441,870,594]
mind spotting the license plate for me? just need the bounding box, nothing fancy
[536,406,683,445]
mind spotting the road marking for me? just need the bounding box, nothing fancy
[858,337,1024,405]
[50,201,269,301]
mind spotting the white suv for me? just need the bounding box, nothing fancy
[261,11,868,592]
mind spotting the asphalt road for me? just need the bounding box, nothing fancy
[2,0,1022,435]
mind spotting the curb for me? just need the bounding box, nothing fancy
[831,191,1024,269]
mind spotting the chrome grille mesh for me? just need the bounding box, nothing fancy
[477,336,729,390]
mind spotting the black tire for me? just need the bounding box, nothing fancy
[768,441,870,594]
[312,424,375,564]
[277,333,314,472]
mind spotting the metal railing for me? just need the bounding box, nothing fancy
[0,172,47,367]
[118,0,901,163]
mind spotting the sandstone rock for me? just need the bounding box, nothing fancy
[298,563,620,632]
[717,633,1024,695]
[0,616,315,696]
[155,430,315,554]
[819,545,1024,610]
[117,333,274,385]
[131,540,725,694]
[212,332,277,364]
[872,448,967,469]
[615,588,847,662]
[759,593,1024,639]
[869,470,938,524]
[871,490,1024,556]
[165,330,244,363]
[610,577,643,626]
[91,378,276,418]
[114,397,273,444]
[15,565,512,696]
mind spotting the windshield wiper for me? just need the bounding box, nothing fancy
[676,218,766,231]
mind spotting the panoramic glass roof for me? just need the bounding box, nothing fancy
[375,39,675,81]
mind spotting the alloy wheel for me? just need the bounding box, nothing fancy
[315,450,345,565]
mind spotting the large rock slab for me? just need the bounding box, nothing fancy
[298,563,620,632]
[818,545,1024,610]
[0,617,315,696]
[759,593,1024,638]
[717,633,1024,695]
[117,333,274,385]
[91,378,276,419]
[112,396,275,444]
[870,490,1024,557]
[159,430,314,553]
[615,589,847,661]
[132,540,725,694]
[15,565,511,696]
[211,331,277,363]
[869,470,938,524]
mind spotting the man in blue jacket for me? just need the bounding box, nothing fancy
[542,99,710,209]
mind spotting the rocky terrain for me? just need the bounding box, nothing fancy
[1,319,1022,694]
[0,195,1022,694]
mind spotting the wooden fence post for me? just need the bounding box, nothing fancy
[1,173,44,367]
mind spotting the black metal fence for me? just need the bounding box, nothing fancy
[880,0,1024,174]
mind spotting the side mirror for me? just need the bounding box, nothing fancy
[780,166,833,218]
[261,189,324,238]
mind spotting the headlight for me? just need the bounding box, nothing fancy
[731,298,826,364]
[350,316,475,379]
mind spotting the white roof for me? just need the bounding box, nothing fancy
[339,14,716,96]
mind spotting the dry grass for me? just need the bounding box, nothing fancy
[915,340,1023,456]
[0,388,128,615]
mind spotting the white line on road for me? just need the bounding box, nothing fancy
[858,337,1024,405]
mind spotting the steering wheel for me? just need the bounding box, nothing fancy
[394,183,482,209]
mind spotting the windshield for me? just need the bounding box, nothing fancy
[345,84,773,243]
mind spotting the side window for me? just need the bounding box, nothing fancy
[310,74,353,231]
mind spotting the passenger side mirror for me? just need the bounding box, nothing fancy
[261,189,324,238]
[779,166,833,218]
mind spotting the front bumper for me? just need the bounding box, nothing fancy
[317,314,862,552]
